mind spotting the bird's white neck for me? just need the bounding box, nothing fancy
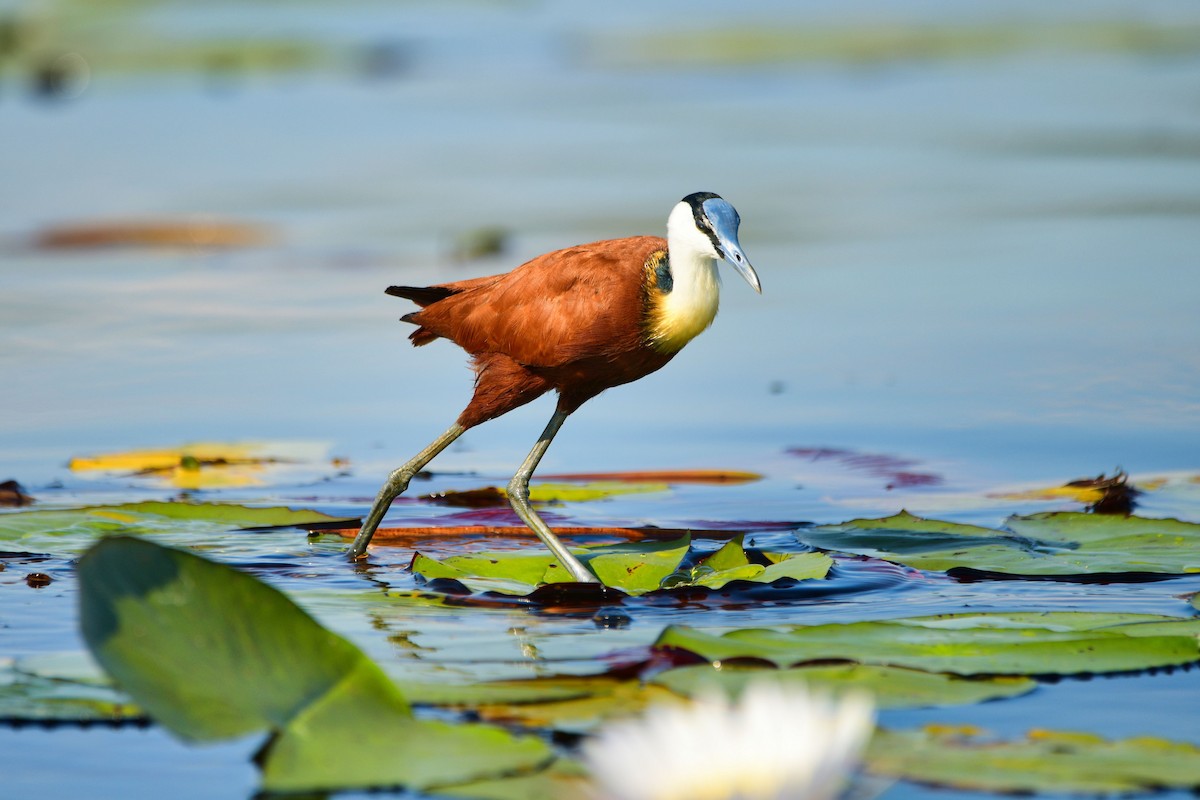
[647,203,723,352]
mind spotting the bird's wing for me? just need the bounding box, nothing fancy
[414,236,666,368]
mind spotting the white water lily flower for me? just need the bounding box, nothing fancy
[582,681,875,800]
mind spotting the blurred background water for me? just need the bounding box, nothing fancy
[2,1,1200,797]
[3,0,1198,497]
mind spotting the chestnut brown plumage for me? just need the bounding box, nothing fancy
[348,193,761,583]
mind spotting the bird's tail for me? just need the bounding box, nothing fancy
[386,285,456,347]
[385,285,456,307]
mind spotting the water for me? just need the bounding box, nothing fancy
[2,0,1200,797]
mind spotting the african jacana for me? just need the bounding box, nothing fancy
[348,192,761,582]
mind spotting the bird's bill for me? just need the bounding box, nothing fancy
[703,198,762,294]
[721,239,761,294]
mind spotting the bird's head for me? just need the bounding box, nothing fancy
[667,192,761,293]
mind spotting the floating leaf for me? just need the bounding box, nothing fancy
[589,21,1200,69]
[326,523,744,543]
[801,511,1014,557]
[654,612,1200,676]
[0,501,354,556]
[684,537,833,590]
[68,441,336,489]
[399,676,685,732]
[409,552,557,596]
[867,726,1200,794]
[584,536,694,592]
[424,481,667,507]
[699,537,751,572]
[0,658,145,723]
[803,511,1200,576]
[431,760,587,800]
[412,536,691,595]
[397,661,1030,736]
[411,536,831,596]
[78,537,552,792]
[540,469,762,485]
[1003,512,1200,572]
[652,664,1035,709]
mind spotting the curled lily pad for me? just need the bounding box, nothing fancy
[867,726,1200,794]
[78,536,553,793]
[654,612,1200,676]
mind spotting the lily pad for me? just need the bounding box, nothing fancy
[430,760,587,800]
[802,511,1200,576]
[867,726,1200,794]
[652,664,1036,708]
[539,469,762,484]
[0,670,144,723]
[801,511,1014,556]
[450,677,684,734]
[0,501,354,556]
[78,536,552,793]
[411,536,832,596]
[424,481,667,507]
[68,441,335,489]
[654,612,1200,676]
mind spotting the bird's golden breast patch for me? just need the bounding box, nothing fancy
[643,249,720,354]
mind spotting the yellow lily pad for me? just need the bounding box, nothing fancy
[68,441,338,489]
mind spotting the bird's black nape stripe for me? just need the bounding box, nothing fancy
[655,255,673,293]
[683,191,725,258]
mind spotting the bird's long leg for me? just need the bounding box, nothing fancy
[348,423,466,560]
[507,407,599,583]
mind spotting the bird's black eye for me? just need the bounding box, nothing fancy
[655,258,673,293]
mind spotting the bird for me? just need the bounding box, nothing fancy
[348,192,761,583]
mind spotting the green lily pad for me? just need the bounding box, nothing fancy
[530,481,668,502]
[412,536,832,595]
[0,653,144,723]
[682,535,834,589]
[802,511,1012,556]
[584,536,695,592]
[0,501,353,555]
[412,536,691,595]
[399,679,598,707]
[0,672,144,723]
[652,664,1036,708]
[802,511,1200,576]
[654,612,1200,676]
[400,675,684,734]
[78,536,552,793]
[867,726,1200,794]
[1004,512,1200,573]
[431,759,587,800]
